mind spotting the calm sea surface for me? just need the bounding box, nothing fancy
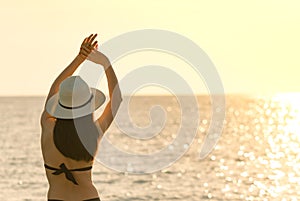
[0,95,299,201]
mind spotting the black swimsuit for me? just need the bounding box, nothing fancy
[48,199,100,201]
[44,163,92,185]
[45,163,100,201]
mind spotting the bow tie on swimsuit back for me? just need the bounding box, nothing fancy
[44,163,92,185]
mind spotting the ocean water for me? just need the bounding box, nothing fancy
[0,95,300,201]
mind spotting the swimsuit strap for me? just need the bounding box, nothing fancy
[44,163,92,185]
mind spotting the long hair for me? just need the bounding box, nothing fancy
[53,114,99,162]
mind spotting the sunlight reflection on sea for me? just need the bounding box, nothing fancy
[0,94,299,200]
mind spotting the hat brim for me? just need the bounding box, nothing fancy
[46,88,106,119]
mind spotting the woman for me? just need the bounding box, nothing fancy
[40,34,122,201]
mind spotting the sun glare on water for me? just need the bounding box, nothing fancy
[272,93,300,140]
[273,93,300,111]
[272,93,300,188]
[251,93,300,197]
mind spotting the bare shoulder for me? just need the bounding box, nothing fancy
[40,110,56,129]
[40,110,56,148]
[94,121,105,138]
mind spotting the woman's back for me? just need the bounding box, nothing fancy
[41,34,122,201]
[41,118,100,201]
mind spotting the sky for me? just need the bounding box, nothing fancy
[0,0,299,96]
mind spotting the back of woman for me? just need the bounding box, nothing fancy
[41,115,100,201]
[40,34,122,201]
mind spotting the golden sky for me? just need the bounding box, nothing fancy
[0,0,299,96]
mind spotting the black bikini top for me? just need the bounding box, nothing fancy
[44,163,92,185]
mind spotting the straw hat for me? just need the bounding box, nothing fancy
[46,76,106,119]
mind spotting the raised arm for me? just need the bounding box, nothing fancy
[44,34,98,104]
[87,50,123,133]
[41,34,98,124]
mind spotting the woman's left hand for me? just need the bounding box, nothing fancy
[79,34,98,59]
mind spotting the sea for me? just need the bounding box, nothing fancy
[0,95,299,201]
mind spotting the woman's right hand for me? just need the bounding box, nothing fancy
[87,49,111,69]
[79,34,98,59]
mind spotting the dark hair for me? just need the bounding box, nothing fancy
[53,114,100,162]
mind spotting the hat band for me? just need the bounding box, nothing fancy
[59,94,94,110]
